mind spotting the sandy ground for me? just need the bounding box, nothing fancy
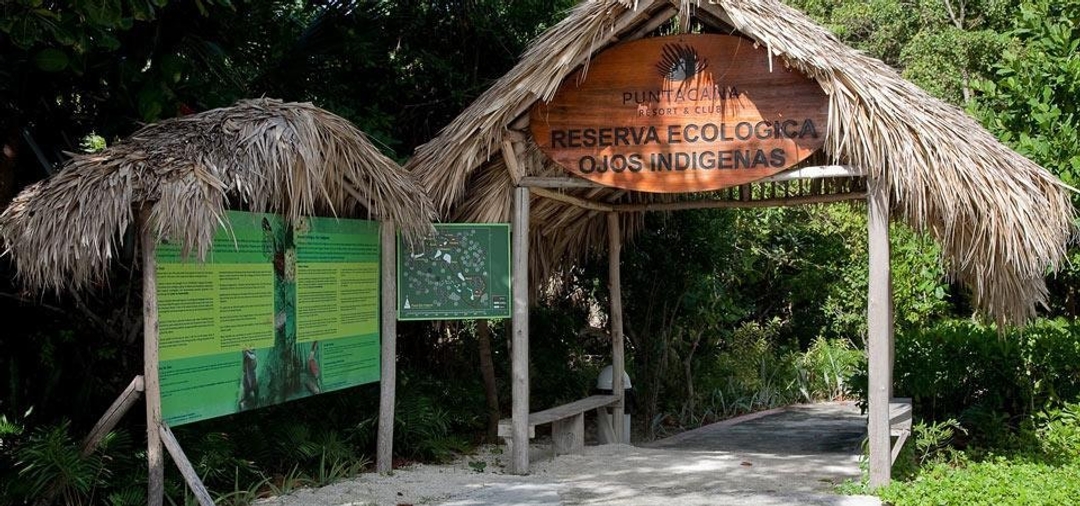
[256,402,881,506]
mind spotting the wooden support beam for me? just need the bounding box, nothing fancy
[531,187,865,212]
[607,213,627,444]
[623,5,677,40]
[504,129,528,143]
[511,187,531,474]
[159,424,214,506]
[532,187,615,212]
[867,178,893,487]
[759,165,866,182]
[521,167,864,190]
[140,207,165,506]
[82,376,144,455]
[377,221,398,474]
[615,191,866,212]
[501,139,526,185]
[518,176,603,189]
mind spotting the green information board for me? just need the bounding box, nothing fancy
[397,223,511,320]
[158,211,381,426]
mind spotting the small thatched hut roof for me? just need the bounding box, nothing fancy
[1,98,435,292]
[405,0,1076,325]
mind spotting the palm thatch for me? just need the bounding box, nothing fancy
[406,0,1077,325]
[1,98,435,292]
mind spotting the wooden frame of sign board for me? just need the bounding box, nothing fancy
[69,212,401,505]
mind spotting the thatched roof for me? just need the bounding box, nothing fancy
[1,98,435,292]
[405,0,1077,325]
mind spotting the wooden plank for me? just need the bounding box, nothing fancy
[497,423,535,440]
[518,176,603,189]
[889,398,913,431]
[758,165,866,182]
[526,395,621,426]
[608,213,627,444]
[37,378,146,506]
[497,395,619,437]
[867,178,893,487]
[377,221,397,473]
[140,207,165,506]
[159,424,214,506]
[532,187,615,212]
[502,139,526,184]
[521,167,864,190]
[82,376,144,455]
[623,5,677,40]
[889,398,912,464]
[511,187,531,474]
[614,191,867,212]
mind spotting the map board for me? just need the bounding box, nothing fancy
[397,224,511,320]
[157,211,381,426]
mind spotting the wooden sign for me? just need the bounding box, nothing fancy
[530,34,829,193]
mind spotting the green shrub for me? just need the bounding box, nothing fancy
[796,337,863,401]
[850,318,1080,445]
[879,456,1080,506]
[1034,401,1080,463]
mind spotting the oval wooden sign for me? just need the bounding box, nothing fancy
[530,34,829,193]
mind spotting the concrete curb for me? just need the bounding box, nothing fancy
[643,404,799,447]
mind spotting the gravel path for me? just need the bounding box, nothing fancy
[257,402,880,506]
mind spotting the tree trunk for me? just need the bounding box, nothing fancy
[477,319,500,442]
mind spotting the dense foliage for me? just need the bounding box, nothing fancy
[0,0,1078,504]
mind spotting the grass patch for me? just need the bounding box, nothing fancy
[878,456,1080,506]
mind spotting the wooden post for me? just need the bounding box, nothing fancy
[511,187,531,474]
[867,178,893,487]
[159,424,214,506]
[140,207,165,506]
[377,221,397,474]
[607,212,627,444]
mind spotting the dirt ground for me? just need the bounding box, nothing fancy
[256,402,881,506]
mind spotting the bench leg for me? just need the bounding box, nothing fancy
[552,412,584,455]
[502,436,515,470]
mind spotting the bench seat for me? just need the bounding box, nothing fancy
[498,394,620,457]
[889,397,913,464]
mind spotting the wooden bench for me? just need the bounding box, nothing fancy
[889,397,913,464]
[498,394,620,456]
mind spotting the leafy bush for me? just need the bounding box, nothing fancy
[850,318,1080,445]
[879,456,1080,506]
[1034,402,1080,463]
[796,337,863,401]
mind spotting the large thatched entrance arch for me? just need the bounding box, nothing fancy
[405,0,1074,487]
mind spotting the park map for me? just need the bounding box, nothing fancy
[398,224,511,320]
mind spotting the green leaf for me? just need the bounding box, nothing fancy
[137,85,165,121]
[96,33,121,50]
[6,14,45,49]
[34,48,69,72]
[76,0,123,27]
[159,53,185,83]
[129,0,156,21]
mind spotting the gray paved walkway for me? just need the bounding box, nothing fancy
[259,402,880,506]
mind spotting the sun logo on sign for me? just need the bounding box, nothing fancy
[656,43,707,83]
